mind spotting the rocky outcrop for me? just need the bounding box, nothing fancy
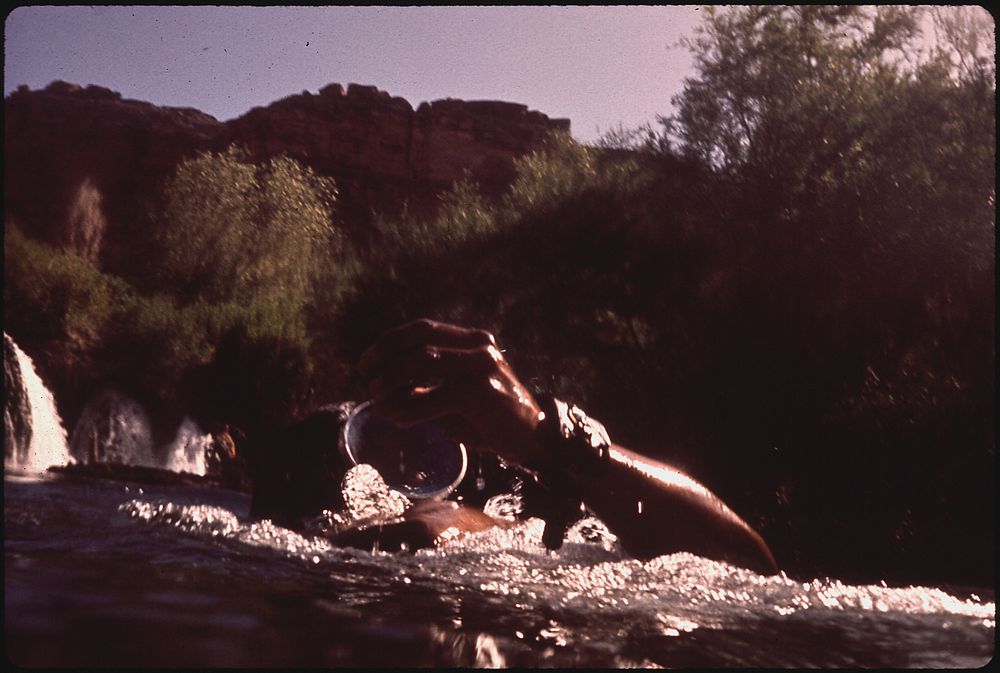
[4,82,223,276]
[219,83,569,222]
[5,80,570,271]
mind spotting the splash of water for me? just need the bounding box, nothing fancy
[69,388,157,467]
[3,333,72,474]
[341,463,412,521]
[112,464,995,667]
[162,416,211,475]
[118,490,996,622]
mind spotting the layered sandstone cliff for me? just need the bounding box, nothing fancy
[5,82,222,270]
[4,80,570,272]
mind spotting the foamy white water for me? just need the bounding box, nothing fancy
[116,474,995,668]
[162,416,211,475]
[69,388,157,467]
[4,457,991,667]
[3,334,72,474]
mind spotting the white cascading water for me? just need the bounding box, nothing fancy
[3,334,73,474]
[69,388,158,467]
[162,416,212,475]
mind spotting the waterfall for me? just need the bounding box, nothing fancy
[162,416,212,475]
[3,333,73,474]
[4,334,216,477]
[69,388,158,468]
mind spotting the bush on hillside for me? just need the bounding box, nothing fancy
[5,220,316,438]
[154,147,339,309]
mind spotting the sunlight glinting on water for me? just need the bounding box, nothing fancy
[341,463,411,520]
[116,470,995,637]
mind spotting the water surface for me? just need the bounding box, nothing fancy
[5,471,994,668]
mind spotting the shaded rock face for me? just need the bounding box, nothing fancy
[221,83,569,194]
[5,80,571,271]
[4,82,223,277]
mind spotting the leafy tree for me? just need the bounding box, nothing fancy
[655,4,995,584]
[155,147,338,308]
[663,6,993,236]
[661,4,994,355]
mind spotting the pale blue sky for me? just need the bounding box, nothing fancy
[3,5,705,143]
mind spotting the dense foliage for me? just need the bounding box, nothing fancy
[652,5,995,585]
[4,6,993,586]
[154,147,339,308]
[4,150,329,440]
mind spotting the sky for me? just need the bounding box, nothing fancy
[3,5,706,144]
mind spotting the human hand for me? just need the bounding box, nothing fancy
[358,319,544,466]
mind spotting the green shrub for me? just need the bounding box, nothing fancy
[5,223,125,345]
[154,147,338,308]
[6,219,318,428]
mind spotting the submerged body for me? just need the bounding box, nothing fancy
[330,498,511,552]
[252,319,777,575]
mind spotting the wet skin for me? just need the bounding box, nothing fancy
[329,499,511,553]
[355,319,778,575]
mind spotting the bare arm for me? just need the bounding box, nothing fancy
[551,443,776,572]
[360,319,778,574]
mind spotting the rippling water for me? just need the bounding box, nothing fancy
[5,470,994,668]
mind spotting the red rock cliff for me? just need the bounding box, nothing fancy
[5,80,570,272]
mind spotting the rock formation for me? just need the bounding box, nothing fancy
[220,83,570,226]
[4,82,223,276]
[4,80,571,272]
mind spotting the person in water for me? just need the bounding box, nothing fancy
[206,423,251,490]
[250,319,778,575]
